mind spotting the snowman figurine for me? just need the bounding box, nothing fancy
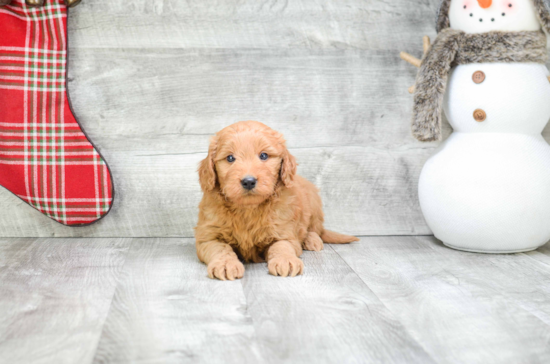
[401,0,550,253]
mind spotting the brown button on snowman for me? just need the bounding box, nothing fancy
[473,109,486,122]
[401,0,550,253]
[472,71,485,84]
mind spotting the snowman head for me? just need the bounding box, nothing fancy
[437,0,550,33]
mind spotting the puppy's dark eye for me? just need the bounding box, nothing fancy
[259,152,268,161]
[226,155,235,163]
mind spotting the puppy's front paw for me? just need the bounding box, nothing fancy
[268,255,304,277]
[304,232,324,252]
[207,258,245,281]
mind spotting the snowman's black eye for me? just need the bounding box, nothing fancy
[502,12,506,16]
[259,152,268,161]
[227,155,235,163]
[464,5,467,9]
[509,3,512,7]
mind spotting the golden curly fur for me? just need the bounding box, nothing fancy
[195,121,359,280]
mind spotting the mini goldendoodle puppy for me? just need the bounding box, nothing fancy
[195,121,359,280]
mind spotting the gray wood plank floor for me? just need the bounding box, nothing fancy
[1,236,550,364]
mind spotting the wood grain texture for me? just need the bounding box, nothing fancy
[4,237,550,363]
[92,238,434,364]
[0,238,129,364]
[241,245,435,364]
[333,236,550,364]
[67,0,440,50]
[92,238,265,364]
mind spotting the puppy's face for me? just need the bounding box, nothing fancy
[198,121,297,206]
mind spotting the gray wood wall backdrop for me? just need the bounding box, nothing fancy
[1,0,549,237]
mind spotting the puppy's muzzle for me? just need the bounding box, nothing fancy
[241,176,257,191]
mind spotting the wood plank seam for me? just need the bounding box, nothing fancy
[326,245,439,363]
[88,240,132,362]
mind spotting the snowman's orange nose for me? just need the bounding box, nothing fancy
[477,0,492,8]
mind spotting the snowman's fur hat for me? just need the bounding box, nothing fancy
[436,0,550,34]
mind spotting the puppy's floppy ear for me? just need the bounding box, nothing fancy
[280,148,297,188]
[198,136,218,192]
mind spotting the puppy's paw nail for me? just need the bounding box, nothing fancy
[207,258,245,281]
[304,232,324,252]
[268,255,304,277]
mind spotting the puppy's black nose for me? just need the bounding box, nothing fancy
[241,176,257,190]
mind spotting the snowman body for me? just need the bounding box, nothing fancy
[418,0,550,252]
[419,62,550,252]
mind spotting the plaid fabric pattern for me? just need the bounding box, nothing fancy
[0,0,113,225]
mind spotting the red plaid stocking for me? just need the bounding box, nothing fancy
[0,0,114,225]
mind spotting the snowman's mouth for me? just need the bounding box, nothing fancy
[465,2,512,23]
[469,13,506,23]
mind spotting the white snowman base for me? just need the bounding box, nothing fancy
[417,61,550,254]
[419,132,550,253]
[441,242,539,254]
